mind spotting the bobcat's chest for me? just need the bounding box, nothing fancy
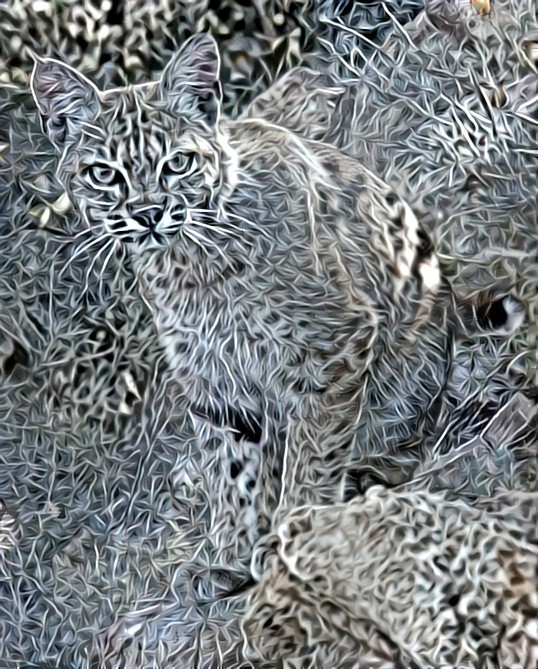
[133,249,375,417]
[134,255,304,413]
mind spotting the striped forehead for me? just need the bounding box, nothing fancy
[82,89,186,171]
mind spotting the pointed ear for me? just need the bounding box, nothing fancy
[30,56,101,153]
[159,33,222,126]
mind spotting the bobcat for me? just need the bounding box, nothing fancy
[31,33,458,531]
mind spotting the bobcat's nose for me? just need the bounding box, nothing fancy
[132,208,163,230]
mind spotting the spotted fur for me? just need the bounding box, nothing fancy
[30,33,462,562]
[0,4,531,667]
[243,0,537,492]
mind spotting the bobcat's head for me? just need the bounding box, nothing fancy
[30,34,237,248]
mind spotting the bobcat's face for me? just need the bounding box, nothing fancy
[61,98,225,247]
[30,34,237,248]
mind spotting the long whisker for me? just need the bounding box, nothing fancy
[183,227,219,262]
[182,228,229,283]
[81,235,116,293]
[44,221,103,264]
[188,227,232,265]
[97,237,121,297]
[225,210,272,239]
[58,233,110,279]
[188,217,253,247]
[182,229,232,284]
[71,224,103,240]
[190,208,250,237]
[190,217,243,238]
[191,206,268,238]
[188,208,240,234]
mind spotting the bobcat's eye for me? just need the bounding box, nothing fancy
[83,164,125,189]
[161,152,200,179]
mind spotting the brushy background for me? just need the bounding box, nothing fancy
[0,0,536,667]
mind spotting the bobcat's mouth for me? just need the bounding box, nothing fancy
[138,229,175,248]
[102,210,181,247]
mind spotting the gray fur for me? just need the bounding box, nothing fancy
[0,1,534,665]
[31,32,462,562]
[243,0,538,491]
